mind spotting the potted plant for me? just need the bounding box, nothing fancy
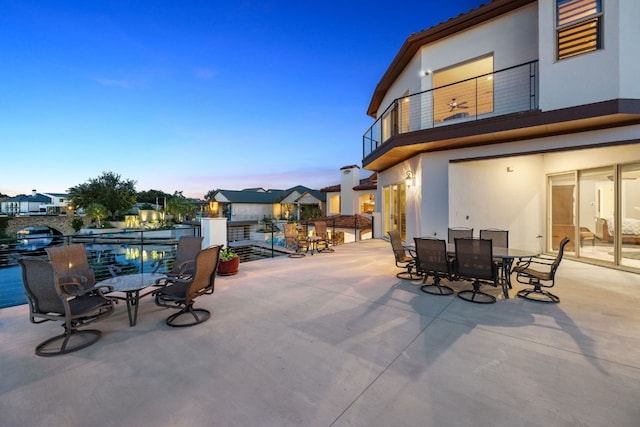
[217,247,240,276]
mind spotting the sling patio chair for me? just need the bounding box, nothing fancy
[513,237,570,303]
[448,227,474,243]
[154,245,221,327]
[454,238,501,304]
[153,235,204,279]
[314,221,333,252]
[45,243,101,293]
[284,223,305,258]
[388,230,422,280]
[19,257,114,356]
[479,228,510,284]
[413,237,455,295]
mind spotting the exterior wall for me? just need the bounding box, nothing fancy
[449,155,545,252]
[326,192,340,215]
[340,166,360,215]
[229,203,274,222]
[538,0,640,111]
[376,3,538,119]
[619,0,640,99]
[379,123,640,250]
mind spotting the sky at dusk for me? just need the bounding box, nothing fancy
[1,0,487,199]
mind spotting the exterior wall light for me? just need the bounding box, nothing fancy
[405,170,414,187]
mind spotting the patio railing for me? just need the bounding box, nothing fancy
[363,60,539,159]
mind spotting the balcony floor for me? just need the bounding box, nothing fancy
[1,239,639,426]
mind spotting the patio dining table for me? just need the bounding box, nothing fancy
[97,272,166,326]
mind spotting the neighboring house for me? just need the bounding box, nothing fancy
[0,190,72,215]
[210,186,325,222]
[321,165,377,216]
[363,0,640,272]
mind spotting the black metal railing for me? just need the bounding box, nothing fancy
[363,60,539,159]
[0,227,201,309]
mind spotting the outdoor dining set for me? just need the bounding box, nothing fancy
[389,227,570,305]
[17,236,222,357]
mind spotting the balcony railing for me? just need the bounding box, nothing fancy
[363,61,539,159]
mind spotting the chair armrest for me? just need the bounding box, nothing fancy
[60,282,113,296]
[154,275,189,287]
[58,274,87,286]
[175,260,195,275]
[108,265,122,277]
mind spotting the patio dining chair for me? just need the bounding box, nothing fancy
[479,229,509,248]
[448,227,473,244]
[479,228,509,284]
[153,235,203,278]
[45,243,99,293]
[388,230,421,280]
[314,221,333,252]
[513,237,570,303]
[284,223,305,258]
[19,257,114,356]
[154,245,221,327]
[454,238,500,304]
[413,237,454,295]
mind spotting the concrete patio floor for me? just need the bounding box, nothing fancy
[1,238,639,427]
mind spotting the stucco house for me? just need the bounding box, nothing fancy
[363,0,640,272]
[321,165,377,216]
[0,190,71,215]
[210,186,325,222]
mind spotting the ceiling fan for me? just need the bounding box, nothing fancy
[448,98,469,112]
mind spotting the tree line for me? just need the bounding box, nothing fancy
[67,171,200,225]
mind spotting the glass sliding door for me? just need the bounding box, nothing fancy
[383,183,407,241]
[578,167,614,262]
[548,173,576,256]
[620,163,640,269]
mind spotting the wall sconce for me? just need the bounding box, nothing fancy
[405,170,414,187]
[420,69,432,77]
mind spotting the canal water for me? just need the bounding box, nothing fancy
[0,242,287,309]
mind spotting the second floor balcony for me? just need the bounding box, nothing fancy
[362,61,539,170]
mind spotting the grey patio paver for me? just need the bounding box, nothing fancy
[1,239,638,426]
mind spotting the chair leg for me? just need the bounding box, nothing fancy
[35,327,102,357]
[516,277,560,303]
[396,263,422,280]
[517,284,560,303]
[457,280,496,304]
[165,304,211,327]
[420,274,454,296]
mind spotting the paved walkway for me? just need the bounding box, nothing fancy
[1,239,639,426]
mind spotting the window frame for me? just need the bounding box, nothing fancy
[556,0,604,61]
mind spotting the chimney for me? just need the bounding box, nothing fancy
[31,189,37,197]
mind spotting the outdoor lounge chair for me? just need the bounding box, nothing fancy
[154,245,221,327]
[154,235,203,278]
[454,238,500,304]
[388,230,421,280]
[513,237,570,303]
[18,257,114,356]
[413,237,455,295]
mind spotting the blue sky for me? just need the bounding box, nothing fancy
[1,0,487,199]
